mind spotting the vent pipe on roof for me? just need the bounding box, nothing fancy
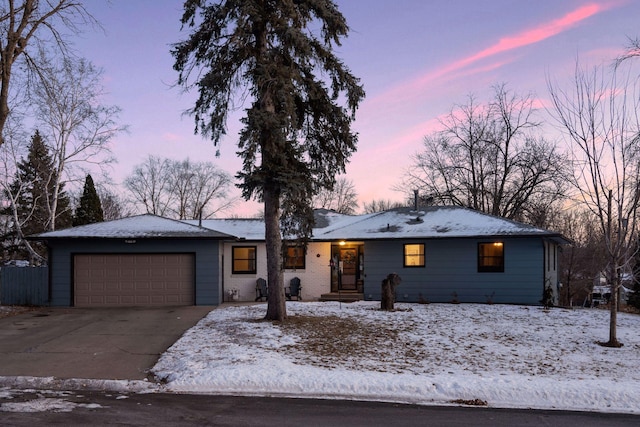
[198,206,203,227]
[413,189,419,211]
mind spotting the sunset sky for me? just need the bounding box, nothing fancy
[73,0,640,216]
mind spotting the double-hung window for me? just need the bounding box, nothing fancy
[404,243,425,267]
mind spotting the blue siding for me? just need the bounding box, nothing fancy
[48,239,220,307]
[363,238,544,305]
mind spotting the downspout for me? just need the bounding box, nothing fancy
[221,242,225,305]
[541,239,547,305]
[47,241,52,306]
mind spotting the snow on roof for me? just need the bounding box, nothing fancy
[191,206,568,242]
[314,206,568,241]
[184,218,266,241]
[32,207,568,242]
[33,214,232,239]
[188,209,372,241]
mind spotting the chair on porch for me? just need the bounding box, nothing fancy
[255,278,268,301]
[286,277,302,301]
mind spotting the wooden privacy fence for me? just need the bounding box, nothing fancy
[0,266,49,306]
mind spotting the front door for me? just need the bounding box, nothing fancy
[339,247,358,290]
[330,243,364,292]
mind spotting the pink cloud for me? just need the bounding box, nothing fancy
[372,117,445,156]
[162,132,183,142]
[447,3,605,73]
[372,2,613,108]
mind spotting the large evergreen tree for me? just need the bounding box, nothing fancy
[4,130,72,261]
[173,0,364,320]
[73,174,104,226]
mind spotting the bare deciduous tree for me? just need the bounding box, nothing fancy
[30,54,124,231]
[0,0,97,145]
[96,185,129,221]
[404,84,568,224]
[313,177,358,214]
[548,61,640,347]
[124,156,174,217]
[124,156,234,219]
[361,198,405,214]
[167,158,235,219]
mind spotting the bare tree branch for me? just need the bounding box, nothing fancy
[28,53,125,231]
[0,0,99,145]
[313,177,358,214]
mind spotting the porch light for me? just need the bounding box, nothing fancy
[493,242,503,247]
[339,240,346,246]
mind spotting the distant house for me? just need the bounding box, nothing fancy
[588,272,634,307]
[33,206,570,307]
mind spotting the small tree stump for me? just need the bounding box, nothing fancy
[381,273,401,310]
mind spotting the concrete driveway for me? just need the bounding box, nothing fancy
[0,306,213,381]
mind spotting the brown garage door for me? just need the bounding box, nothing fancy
[74,254,195,307]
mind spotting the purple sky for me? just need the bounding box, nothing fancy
[73,0,639,216]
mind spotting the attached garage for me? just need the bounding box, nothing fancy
[73,254,195,307]
[33,215,231,307]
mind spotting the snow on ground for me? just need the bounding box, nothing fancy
[152,302,640,414]
[0,389,106,413]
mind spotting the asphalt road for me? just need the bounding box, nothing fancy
[1,391,639,426]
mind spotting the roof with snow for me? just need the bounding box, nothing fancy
[313,206,569,242]
[32,214,232,239]
[32,207,569,243]
[190,206,570,243]
[183,218,266,240]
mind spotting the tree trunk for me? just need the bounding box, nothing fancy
[381,273,401,311]
[264,185,286,321]
[607,276,621,347]
[0,61,11,146]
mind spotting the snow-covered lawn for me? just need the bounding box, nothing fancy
[152,302,640,414]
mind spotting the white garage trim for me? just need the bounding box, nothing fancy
[73,253,195,307]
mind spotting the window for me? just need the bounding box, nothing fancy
[404,244,425,267]
[478,242,504,272]
[232,246,257,274]
[284,245,305,270]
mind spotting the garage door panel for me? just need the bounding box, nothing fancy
[74,254,195,307]
[105,269,120,279]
